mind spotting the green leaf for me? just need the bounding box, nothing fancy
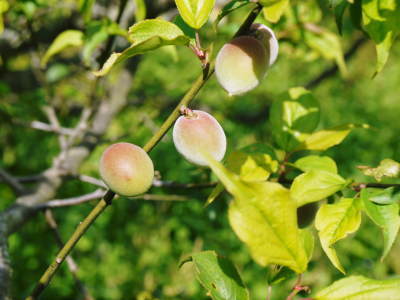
[262,0,289,23]
[296,124,362,151]
[133,0,147,22]
[174,0,216,29]
[203,154,308,273]
[94,19,190,76]
[315,275,400,299]
[361,0,400,75]
[361,190,400,260]
[294,155,338,173]
[358,158,400,181]
[41,30,84,68]
[300,228,315,261]
[304,29,348,77]
[360,187,400,205]
[291,170,346,207]
[188,251,250,300]
[270,87,320,151]
[315,198,361,273]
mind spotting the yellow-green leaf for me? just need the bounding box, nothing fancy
[41,30,84,68]
[294,155,338,173]
[262,0,289,23]
[0,0,9,34]
[315,198,361,273]
[226,151,278,183]
[175,0,216,29]
[95,19,189,76]
[315,275,400,299]
[290,170,346,207]
[204,154,308,273]
[296,124,359,151]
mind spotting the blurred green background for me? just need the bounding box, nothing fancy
[1,0,400,299]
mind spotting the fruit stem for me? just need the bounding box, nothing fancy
[26,5,263,299]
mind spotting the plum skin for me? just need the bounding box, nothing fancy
[215,35,269,96]
[99,142,154,196]
[250,23,279,66]
[173,110,227,166]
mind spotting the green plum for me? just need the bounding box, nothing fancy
[173,109,227,166]
[99,142,154,196]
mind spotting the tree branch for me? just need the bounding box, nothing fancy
[25,5,263,298]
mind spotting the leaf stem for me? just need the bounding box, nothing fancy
[26,5,263,299]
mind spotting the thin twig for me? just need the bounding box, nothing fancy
[29,121,75,136]
[38,189,106,209]
[0,168,27,196]
[152,179,217,189]
[44,210,94,300]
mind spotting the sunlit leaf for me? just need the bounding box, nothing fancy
[174,0,216,29]
[296,124,364,151]
[270,87,320,151]
[262,0,289,23]
[0,0,9,34]
[226,151,278,183]
[294,155,338,173]
[204,154,308,273]
[361,190,400,260]
[188,251,250,300]
[315,275,400,299]
[95,19,190,76]
[41,30,84,68]
[358,158,400,181]
[291,170,346,207]
[361,0,400,75]
[315,198,361,273]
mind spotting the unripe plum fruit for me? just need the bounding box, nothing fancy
[99,142,154,196]
[250,23,279,66]
[173,109,227,166]
[215,36,269,96]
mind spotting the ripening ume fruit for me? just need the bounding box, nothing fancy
[173,109,227,166]
[99,142,154,196]
[250,23,279,66]
[215,35,269,96]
